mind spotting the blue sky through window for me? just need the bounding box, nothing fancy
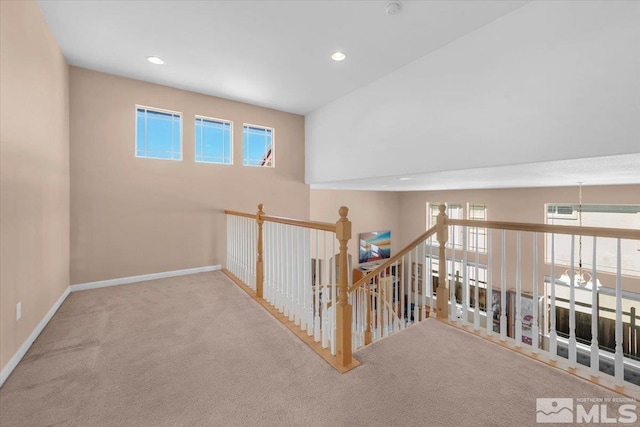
[195,117,232,164]
[136,107,181,160]
[243,125,273,167]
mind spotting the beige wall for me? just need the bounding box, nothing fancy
[398,185,640,244]
[310,189,401,268]
[69,67,308,284]
[398,185,640,293]
[0,1,70,372]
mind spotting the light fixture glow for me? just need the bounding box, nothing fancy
[398,177,412,181]
[147,56,165,65]
[331,51,346,61]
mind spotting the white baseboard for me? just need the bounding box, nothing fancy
[0,286,70,387]
[69,265,221,292]
[0,265,220,387]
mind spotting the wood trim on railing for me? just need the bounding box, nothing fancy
[261,214,336,232]
[224,210,255,219]
[445,219,640,240]
[224,209,336,232]
[347,226,438,293]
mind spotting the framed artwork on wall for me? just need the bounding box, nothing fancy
[358,230,391,264]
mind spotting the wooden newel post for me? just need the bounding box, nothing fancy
[256,203,265,298]
[336,206,353,366]
[436,204,449,319]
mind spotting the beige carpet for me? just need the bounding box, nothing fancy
[0,271,630,426]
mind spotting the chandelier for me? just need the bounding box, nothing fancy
[558,183,602,289]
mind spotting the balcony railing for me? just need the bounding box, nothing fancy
[226,203,640,396]
[225,205,355,370]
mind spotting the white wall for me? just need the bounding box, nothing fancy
[305,1,640,184]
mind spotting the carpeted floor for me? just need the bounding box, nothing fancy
[0,271,632,426]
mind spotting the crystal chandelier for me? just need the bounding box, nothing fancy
[559,183,602,289]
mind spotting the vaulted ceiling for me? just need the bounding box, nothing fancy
[38,1,640,191]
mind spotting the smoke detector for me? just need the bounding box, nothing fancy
[385,1,402,15]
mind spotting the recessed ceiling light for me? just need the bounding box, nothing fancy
[331,51,346,61]
[147,56,165,65]
[398,177,412,181]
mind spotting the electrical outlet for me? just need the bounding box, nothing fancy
[16,302,21,321]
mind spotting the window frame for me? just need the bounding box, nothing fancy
[243,123,275,168]
[194,115,233,165]
[427,202,463,249]
[468,202,488,253]
[135,105,183,161]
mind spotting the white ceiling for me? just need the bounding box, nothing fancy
[36,1,639,192]
[37,0,526,115]
[309,154,640,192]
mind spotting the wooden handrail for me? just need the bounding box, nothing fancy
[261,214,336,233]
[225,209,336,232]
[348,226,438,293]
[446,219,640,240]
[224,209,255,219]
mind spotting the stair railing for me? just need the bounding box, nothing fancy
[348,225,439,349]
[225,204,354,368]
[348,204,640,395]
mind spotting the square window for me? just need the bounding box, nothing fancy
[135,106,182,160]
[195,116,232,164]
[243,124,274,167]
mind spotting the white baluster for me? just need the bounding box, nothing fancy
[450,230,457,322]
[487,229,492,336]
[273,223,278,306]
[305,228,311,334]
[292,225,298,322]
[284,223,288,311]
[614,238,624,387]
[400,256,406,329]
[414,247,420,323]
[309,228,313,333]
[549,233,558,362]
[314,229,321,342]
[376,276,380,338]
[271,222,276,304]
[278,223,285,313]
[239,216,243,279]
[241,217,245,283]
[515,231,522,348]
[532,233,539,354]
[321,231,329,349]
[299,227,305,328]
[569,235,577,368]
[462,226,468,327]
[500,230,507,342]
[421,241,427,321]
[331,236,337,356]
[429,240,435,317]
[245,217,249,285]
[273,223,278,308]
[474,228,480,331]
[590,236,599,377]
[267,222,273,303]
[294,227,300,325]
[237,216,241,280]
